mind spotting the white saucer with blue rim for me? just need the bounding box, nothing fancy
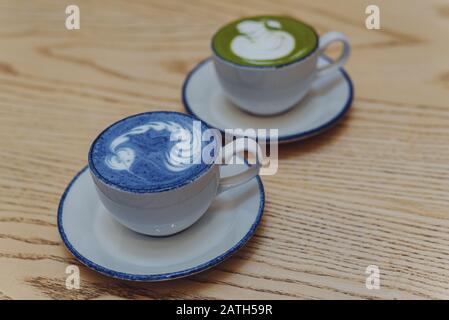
[58,163,264,281]
[182,57,353,143]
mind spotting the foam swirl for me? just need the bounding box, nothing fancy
[105,121,202,175]
[231,19,295,61]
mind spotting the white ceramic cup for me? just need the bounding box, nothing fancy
[212,31,350,115]
[90,136,263,236]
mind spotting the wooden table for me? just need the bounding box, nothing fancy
[1,0,449,300]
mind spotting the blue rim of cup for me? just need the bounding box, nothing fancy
[182,57,353,143]
[88,111,220,194]
[210,16,320,70]
[57,165,265,281]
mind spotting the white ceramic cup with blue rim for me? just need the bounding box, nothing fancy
[211,15,351,115]
[88,112,263,237]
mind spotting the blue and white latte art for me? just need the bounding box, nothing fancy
[89,112,216,193]
[105,121,202,173]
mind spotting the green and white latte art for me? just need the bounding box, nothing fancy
[213,16,318,67]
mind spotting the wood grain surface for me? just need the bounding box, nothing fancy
[1,0,449,299]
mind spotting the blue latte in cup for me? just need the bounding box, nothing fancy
[89,111,217,193]
[88,111,261,236]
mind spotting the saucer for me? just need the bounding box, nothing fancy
[58,164,264,281]
[182,57,353,143]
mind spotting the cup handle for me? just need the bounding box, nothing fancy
[316,31,350,78]
[216,138,264,195]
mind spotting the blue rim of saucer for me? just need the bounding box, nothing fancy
[57,165,265,281]
[182,57,354,143]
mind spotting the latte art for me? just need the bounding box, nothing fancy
[231,20,295,61]
[89,112,216,193]
[212,16,318,67]
[105,121,202,175]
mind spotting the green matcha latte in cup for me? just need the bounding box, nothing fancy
[212,15,318,67]
[211,15,350,115]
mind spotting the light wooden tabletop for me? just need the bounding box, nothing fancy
[1,0,449,300]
